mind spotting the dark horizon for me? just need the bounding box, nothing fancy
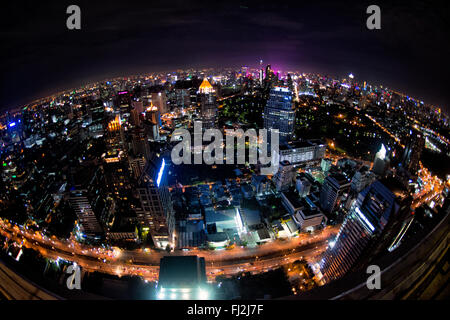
[1,0,449,113]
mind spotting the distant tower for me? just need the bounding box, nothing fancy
[373,144,388,176]
[151,92,168,114]
[198,78,217,129]
[265,64,272,79]
[401,129,425,175]
[263,87,295,141]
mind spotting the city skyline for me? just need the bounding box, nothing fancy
[0,1,448,303]
[1,0,450,112]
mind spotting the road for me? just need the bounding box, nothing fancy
[0,218,338,282]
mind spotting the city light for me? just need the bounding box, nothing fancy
[355,207,375,232]
[156,158,165,187]
[198,288,209,300]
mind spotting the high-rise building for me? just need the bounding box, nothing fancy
[131,127,152,160]
[319,173,351,214]
[129,156,146,180]
[372,144,388,176]
[115,91,132,114]
[401,129,425,175]
[279,139,326,166]
[106,115,125,151]
[137,157,175,249]
[130,100,144,127]
[321,158,333,173]
[273,160,296,191]
[67,190,103,237]
[151,92,168,114]
[296,175,311,197]
[264,87,295,140]
[351,167,376,193]
[198,78,217,129]
[144,105,161,141]
[321,178,412,283]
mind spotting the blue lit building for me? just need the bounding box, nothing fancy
[263,87,295,140]
[137,157,175,249]
[320,178,412,283]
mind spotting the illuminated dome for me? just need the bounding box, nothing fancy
[198,77,214,94]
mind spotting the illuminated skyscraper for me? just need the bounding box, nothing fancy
[321,178,412,283]
[198,78,217,129]
[263,87,295,140]
[373,144,388,176]
[319,173,351,214]
[151,92,168,114]
[137,157,175,249]
[401,129,425,175]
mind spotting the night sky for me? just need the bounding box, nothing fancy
[1,0,449,113]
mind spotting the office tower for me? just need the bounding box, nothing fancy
[296,175,311,197]
[319,173,351,214]
[131,100,144,114]
[321,178,412,283]
[321,158,333,173]
[265,64,272,80]
[198,78,217,129]
[106,115,125,150]
[88,100,105,124]
[372,144,388,176]
[130,108,141,127]
[251,174,271,196]
[67,190,103,237]
[131,127,152,160]
[273,160,295,191]
[144,104,161,141]
[174,88,190,108]
[351,167,376,193]
[287,73,294,92]
[129,156,146,180]
[137,157,175,249]
[279,139,326,166]
[259,69,264,86]
[130,100,144,127]
[151,92,168,114]
[401,129,425,175]
[115,91,132,114]
[263,87,295,140]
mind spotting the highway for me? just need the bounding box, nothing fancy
[0,217,337,282]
